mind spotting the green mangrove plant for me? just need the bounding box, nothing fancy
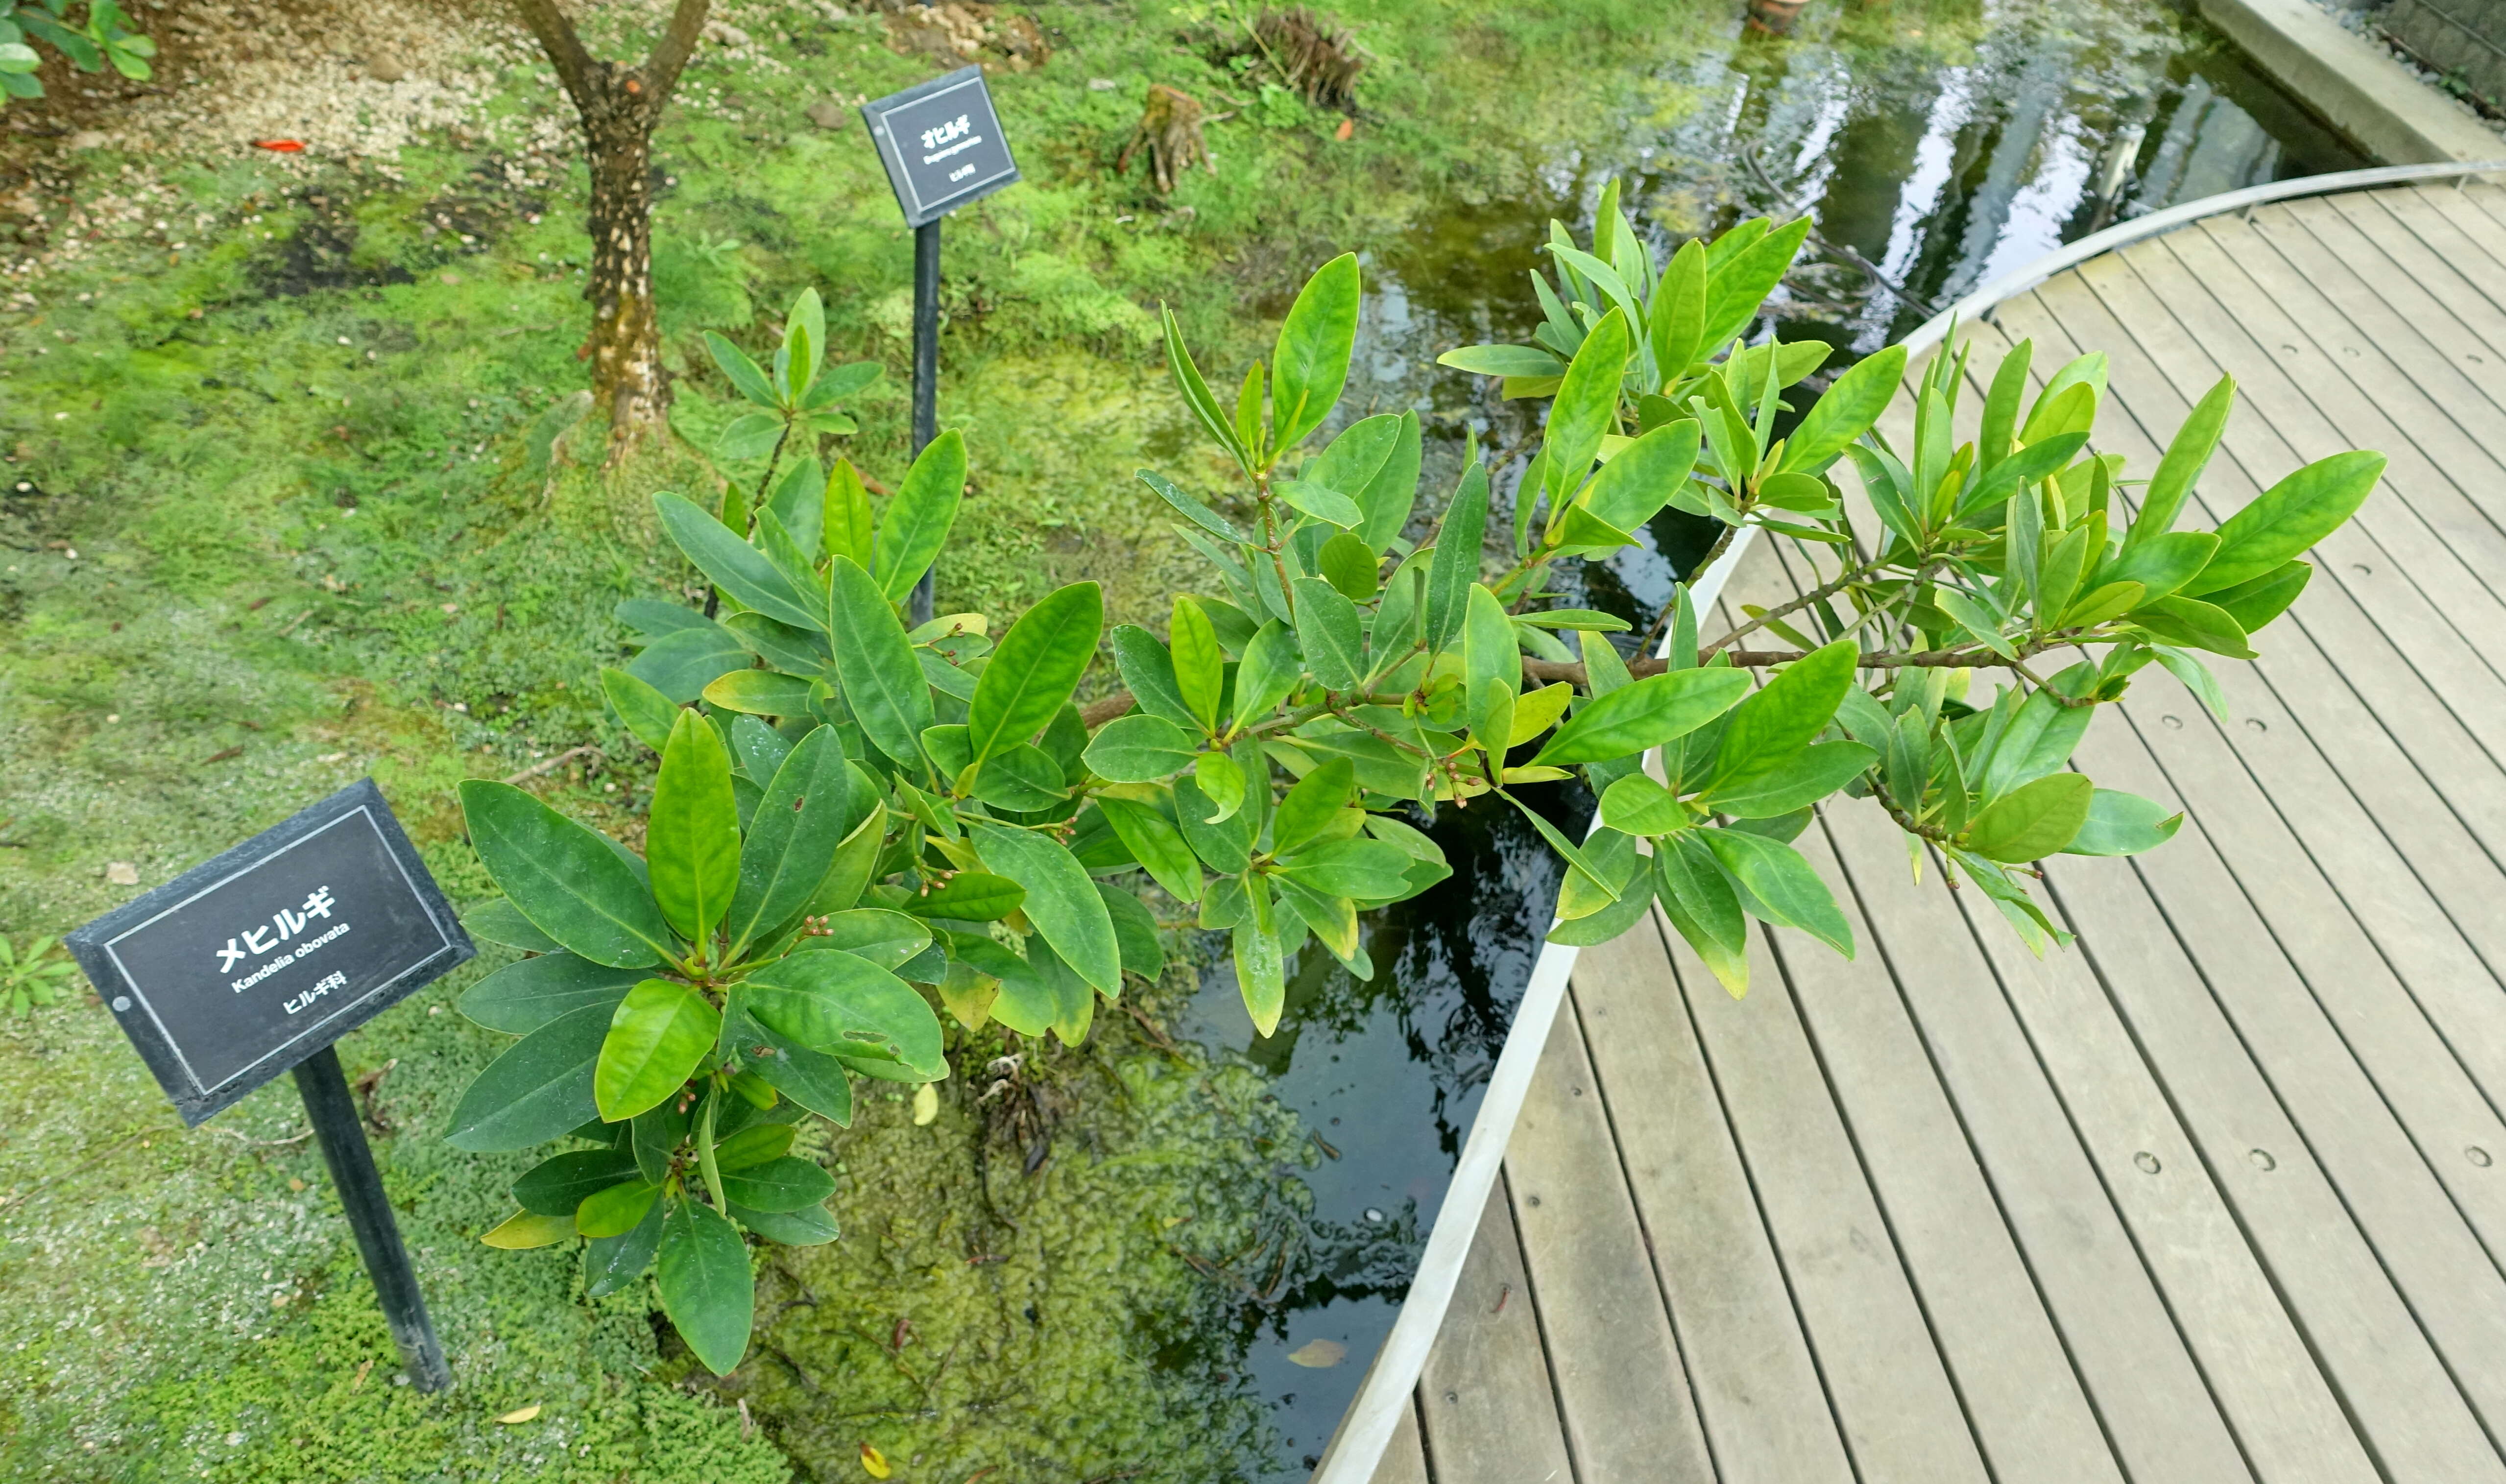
[445,203,2376,1375]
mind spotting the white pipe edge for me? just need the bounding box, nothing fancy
[1307,161,2506,1484]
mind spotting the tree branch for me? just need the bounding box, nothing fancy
[1522,639,2082,688]
[642,0,712,105]
[509,0,601,113]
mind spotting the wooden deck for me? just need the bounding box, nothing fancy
[1373,177,2506,1484]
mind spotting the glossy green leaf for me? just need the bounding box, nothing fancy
[902,871,1025,921]
[462,898,562,955]
[654,492,819,631]
[1698,218,1810,359]
[1274,475,1366,528]
[1700,741,1876,818]
[2130,375,2234,546]
[742,949,944,1076]
[726,728,860,954]
[1271,757,1357,858]
[702,669,815,718]
[720,1155,837,1213]
[1533,669,1750,766]
[823,458,876,567]
[1233,876,1288,1036]
[1654,837,1750,995]
[1137,468,1249,543]
[1161,304,1251,469]
[826,556,934,769]
[1084,714,1200,782]
[583,1197,665,1297]
[2064,788,2185,856]
[1170,597,1226,732]
[729,1004,854,1125]
[1438,343,1568,378]
[1543,309,1631,505]
[459,954,639,1034]
[1110,623,1198,729]
[1098,794,1205,903]
[2188,450,2382,596]
[971,822,1123,996]
[512,1148,639,1217]
[460,783,671,969]
[445,1003,611,1153]
[1232,620,1302,732]
[1319,532,1381,601]
[2098,530,2217,605]
[1700,639,1859,796]
[1292,577,1368,693]
[1463,583,1519,756]
[1780,344,1906,475]
[1697,828,1853,956]
[1646,239,1709,381]
[595,980,721,1123]
[1097,883,1167,979]
[968,581,1102,765]
[873,429,967,601]
[792,908,931,971]
[657,1200,753,1376]
[1599,774,1688,836]
[1424,462,1489,657]
[576,1178,662,1238]
[2133,595,2255,658]
[1581,418,1701,533]
[627,625,752,705]
[1276,836,1414,898]
[1965,771,2094,863]
[1172,775,1254,873]
[648,712,742,943]
[1359,411,1424,553]
[1271,253,1362,454]
[973,743,1070,810]
[602,667,681,754]
[729,1198,839,1246]
[2206,559,2312,634]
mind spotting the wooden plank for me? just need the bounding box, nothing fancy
[1765,814,2128,1484]
[2052,715,2506,1480]
[1414,1180,1574,1484]
[1997,287,2506,862]
[1670,917,1993,1482]
[1372,1396,1432,1484]
[2271,197,2506,431]
[2320,190,2506,362]
[1503,993,1714,1483]
[2388,184,2506,325]
[1570,922,1855,1484]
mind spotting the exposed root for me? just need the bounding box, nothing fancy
[1255,8,1366,112]
[1114,84,1214,195]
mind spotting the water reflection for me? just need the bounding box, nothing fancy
[1188,1,2362,1475]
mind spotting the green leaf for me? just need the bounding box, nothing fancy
[738,730,861,944]
[2206,559,2311,635]
[903,871,1026,921]
[1278,836,1422,899]
[968,582,1102,765]
[1084,714,1200,782]
[1424,462,1489,657]
[1271,757,1357,858]
[1233,877,1287,1035]
[1701,640,1860,793]
[1700,741,1876,818]
[2065,788,2185,856]
[1533,669,1751,766]
[514,1148,641,1217]
[576,1179,660,1238]
[784,287,826,403]
[602,667,680,754]
[1098,883,1167,979]
[648,712,742,944]
[1580,418,1701,533]
[713,1122,797,1171]
[1232,621,1302,732]
[460,783,672,969]
[1273,475,1366,528]
[583,1197,665,1297]
[1271,253,1362,454]
[1319,532,1382,601]
[1438,343,1568,378]
[971,822,1123,996]
[1543,309,1631,505]
[1098,794,1204,903]
[1965,771,2095,862]
[1547,862,1657,946]
[1653,837,1750,995]
[704,331,780,409]
[1464,584,1519,756]
[793,909,931,970]
[595,980,721,1123]
[1698,218,1810,359]
[2131,375,2234,546]
[1137,468,1249,543]
[627,625,751,705]
[1978,339,2032,472]
[973,744,1070,811]
[657,1201,753,1376]
[742,950,944,1076]
[1780,345,1905,476]
[444,1003,610,1152]
[1359,412,1424,553]
[1697,828,1853,956]
[1293,578,1368,692]
[1647,239,1709,381]
[1161,304,1251,470]
[2188,450,2382,596]
[874,430,967,601]
[2133,595,2255,659]
[730,1005,854,1125]
[631,1101,688,1185]
[653,493,819,631]
[1517,609,1632,632]
[1164,597,1227,733]
[1110,623,1199,729]
[720,1155,837,1213]
[482,1210,578,1249]
[1599,774,1688,835]
[822,459,876,568]
[1173,775,1254,873]
[459,954,639,1034]
[2098,530,2217,605]
[729,1199,839,1246]
[826,557,934,769]
[702,668,815,718]
[462,898,562,954]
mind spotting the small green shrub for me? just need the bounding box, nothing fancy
[447,194,2375,1375]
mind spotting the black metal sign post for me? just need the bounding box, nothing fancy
[66,779,472,1393]
[861,64,1021,626]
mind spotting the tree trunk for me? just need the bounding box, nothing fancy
[585,103,663,439]
[510,0,710,454]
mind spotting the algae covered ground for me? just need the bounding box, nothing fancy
[0,0,1724,1478]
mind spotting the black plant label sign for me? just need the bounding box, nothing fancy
[862,64,1020,227]
[67,779,473,1125]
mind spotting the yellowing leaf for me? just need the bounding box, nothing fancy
[912,1082,939,1126]
[1285,1338,1348,1367]
[859,1442,892,1478]
[1507,682,1575,746]
[496,1405,542,1425]
[481,1210,575,1249]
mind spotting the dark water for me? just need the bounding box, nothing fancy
[1177,1,2365,1473]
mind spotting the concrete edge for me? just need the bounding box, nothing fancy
[2195,0,2504,163]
